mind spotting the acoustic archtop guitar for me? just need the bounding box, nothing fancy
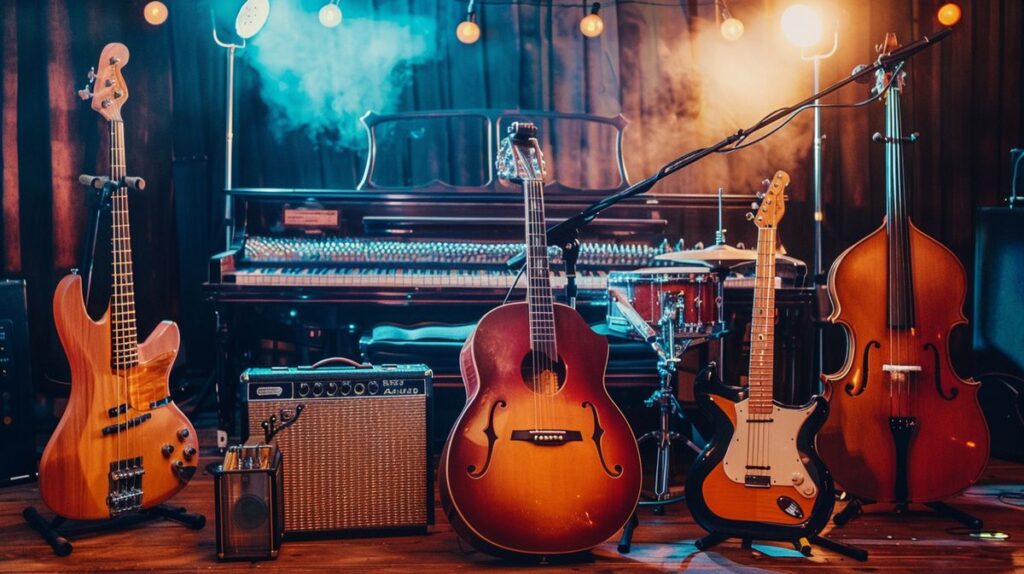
[439,122,642,558]
[38,43,199,520]
[686,171,835,541]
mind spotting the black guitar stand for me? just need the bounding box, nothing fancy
[694,530,868,562]
[22,505,205,557]
[833,496,983,529]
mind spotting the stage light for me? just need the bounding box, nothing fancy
[580,3,604,38]
[456,0,480,44]
[319,1,342,28]
[781,4,823,48]
[143,1,168,26]
[937,3,962,26]
[720,18,744,42]
[235,0,270,40]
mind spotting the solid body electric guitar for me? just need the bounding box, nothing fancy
[817,34,989,504]
[439,123,642,557]
[38,43,199,520]
[686,171,835,541]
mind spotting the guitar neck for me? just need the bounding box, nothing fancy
[747,223,777,418]
[110,119,139,369]
[524,178,556,358]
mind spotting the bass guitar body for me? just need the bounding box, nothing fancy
[440,303,642,557]
[819,221,989,503]
[686,385,834,540]
[38,44,198,521]
[39,275,198,520]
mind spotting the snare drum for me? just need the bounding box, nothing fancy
[606,267,719,340]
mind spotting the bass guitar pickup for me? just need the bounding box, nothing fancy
[101,412,152,435]
[511,429,583,446]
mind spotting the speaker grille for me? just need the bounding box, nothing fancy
[247,396,428,533]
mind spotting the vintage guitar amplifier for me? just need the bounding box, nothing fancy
[242,363,433,536]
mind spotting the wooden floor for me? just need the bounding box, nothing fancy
[2,454,1022,572]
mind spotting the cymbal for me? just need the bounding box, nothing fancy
[655,244,804,268]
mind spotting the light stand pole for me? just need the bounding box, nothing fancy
[802,29,838,379]
[212,30,242,251]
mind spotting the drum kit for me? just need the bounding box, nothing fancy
[604,206,803,519]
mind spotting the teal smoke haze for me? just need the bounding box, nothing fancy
[244,1,438,148]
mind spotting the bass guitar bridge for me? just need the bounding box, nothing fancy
[107,457,144,516]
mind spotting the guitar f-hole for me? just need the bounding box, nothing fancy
[582,401,622,478]
[467,400,506,478]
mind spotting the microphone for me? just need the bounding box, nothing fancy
[851,64,873,84]
[850,28,953,84]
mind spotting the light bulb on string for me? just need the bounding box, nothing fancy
[580,3,604,38]
[456,1,481,45]
[143,1,168,26]
[937,3,962,26]
[319,2,343,28]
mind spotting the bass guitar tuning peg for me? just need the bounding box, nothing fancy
[77,66,96,101]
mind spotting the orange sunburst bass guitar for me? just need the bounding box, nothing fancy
[686,172,835,541]
[38,43,199,520]
[439,122,642,558]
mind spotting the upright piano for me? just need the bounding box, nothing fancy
[205,109,810,441]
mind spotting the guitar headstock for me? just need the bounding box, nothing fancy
[873,32,906,98]
[748,170,789,229]
[82,43,130,122]
[496,122,546,184]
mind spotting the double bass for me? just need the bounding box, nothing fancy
[817,34,989,504]
[439,123,641,558]
[38,43,199,520]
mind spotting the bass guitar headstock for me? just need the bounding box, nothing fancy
[79,43,131,122]
[497,122,546,184]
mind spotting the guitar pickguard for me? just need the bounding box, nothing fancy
[721,397,819,498]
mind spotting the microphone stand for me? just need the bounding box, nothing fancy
[508,27,953,306]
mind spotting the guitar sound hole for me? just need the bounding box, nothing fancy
[520,351,566,395]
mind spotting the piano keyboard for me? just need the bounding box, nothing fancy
[230,267,611,290]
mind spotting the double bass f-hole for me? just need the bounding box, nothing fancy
[924,343,958,400]
[847,340,881,397]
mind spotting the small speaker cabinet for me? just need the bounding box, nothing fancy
[0,280,35,486]
[214,444,284,561]
[242,363,433,537]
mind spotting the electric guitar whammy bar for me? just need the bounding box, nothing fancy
[38,43,199,520]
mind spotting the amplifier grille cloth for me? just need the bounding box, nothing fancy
[248,396,427,532]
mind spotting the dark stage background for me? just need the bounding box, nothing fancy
[0,0,1021,400]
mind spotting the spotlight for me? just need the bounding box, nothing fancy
[456,0,481,44]
[235,0,270,40]
[717,0,743,42]
[781,4,823,48]
[319,1,342,28]
[937,3,962,26]
[580,3,604,38]
[143,1,168,26]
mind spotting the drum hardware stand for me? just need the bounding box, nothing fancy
[22,505,205,557]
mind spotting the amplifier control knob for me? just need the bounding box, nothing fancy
[368,381,380,395]
[176,428,190,442]
[312,382,324,396]
[354,382,366,395]
[183,446,197,461]
[327,382,338,396]
[340,382,352,396]
[298,383,311,397]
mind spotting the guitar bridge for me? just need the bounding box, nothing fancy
[511,429,583,446]
[107,457,144,516]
